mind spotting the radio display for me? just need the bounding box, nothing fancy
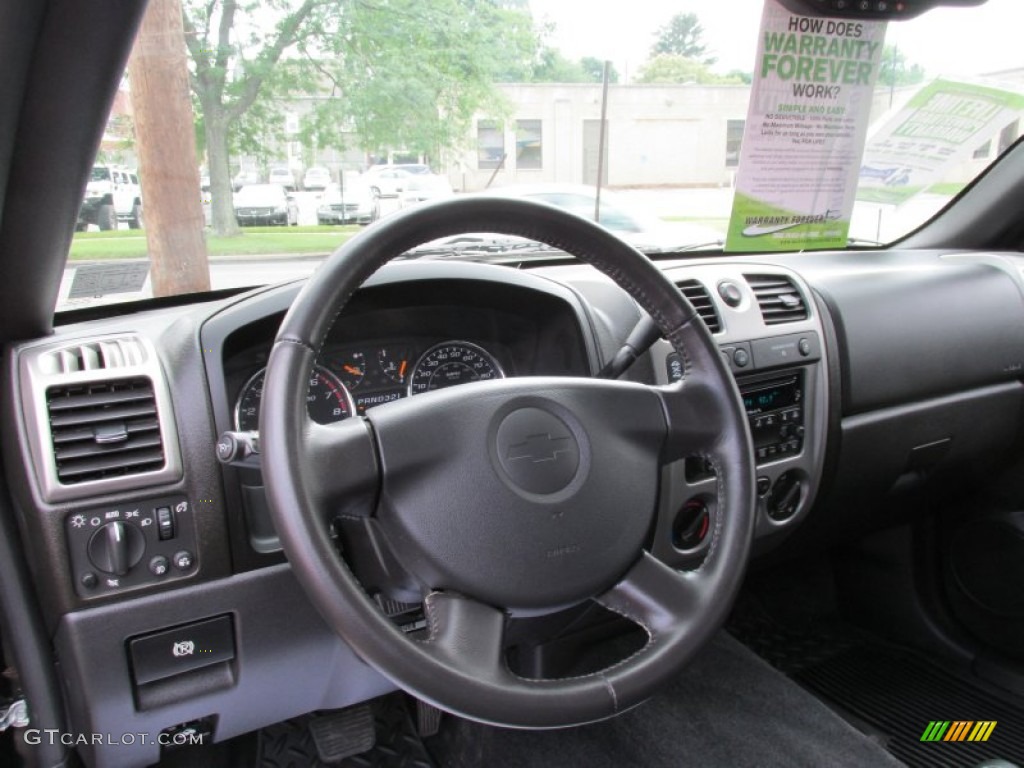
[741,377,800,415]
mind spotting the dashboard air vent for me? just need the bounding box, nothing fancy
[676,279,722,333]
[43,337,147,374]
[745,274,808,325]
[45,377,165,485]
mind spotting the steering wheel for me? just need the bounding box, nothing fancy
[261,196,755,728]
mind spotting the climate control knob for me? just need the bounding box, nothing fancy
[87,521,146,576]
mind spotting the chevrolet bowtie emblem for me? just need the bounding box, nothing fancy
[506,433,571,463]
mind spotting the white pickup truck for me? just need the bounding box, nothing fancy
[76,164,143,230]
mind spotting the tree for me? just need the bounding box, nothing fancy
[313,1,537,159]
[636,54,744,85]
[183,0,333,235]
[651,12,715,65]
[580,57,619,84]
[531,49,591,83]
[183,0,538,235]
[129,0,209,296]
[878,44,926,87]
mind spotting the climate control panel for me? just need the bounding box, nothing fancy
[66,494,197,597]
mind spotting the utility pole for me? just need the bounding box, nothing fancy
[127,0,210,296]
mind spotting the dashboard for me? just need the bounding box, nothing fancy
[5,252,1024,767]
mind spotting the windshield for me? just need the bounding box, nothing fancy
[60,0,1024,311]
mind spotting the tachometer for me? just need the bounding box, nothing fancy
[408,341,504,396]
[234,365,355,431]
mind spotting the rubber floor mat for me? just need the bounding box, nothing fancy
[257,695,435,768]
[793,644,1024,768]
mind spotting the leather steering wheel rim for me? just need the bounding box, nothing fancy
[261,196,755,728]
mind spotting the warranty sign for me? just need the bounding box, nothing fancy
[726,0,887,252]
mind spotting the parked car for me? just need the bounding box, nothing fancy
[302,166,331,191]
[231,168,261,191]
[363,164,431,197]
[268,165,296,192]
[475,184,723,252]
[76,164,143,231]
[316,181,376,224]
[233,183,298,226]
[398,173,454,208]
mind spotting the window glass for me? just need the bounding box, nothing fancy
[726,120,745,168]
[477,121,505,170]
[516,120,542,170]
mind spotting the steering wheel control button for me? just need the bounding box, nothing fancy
[172,551,195,571]
[128,615,235,686]
[149,556,170,577]
[718,280,743,308]
[665,352,684,382]
[496,408,580,495]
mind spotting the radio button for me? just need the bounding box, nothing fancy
[781,408,802,423]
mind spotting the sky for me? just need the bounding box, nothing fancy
[528,0,1023,83]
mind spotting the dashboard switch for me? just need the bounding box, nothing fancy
[149,556,170,577]
[173,551,195,571]
[88,521,145,576]
[156,506,175,540]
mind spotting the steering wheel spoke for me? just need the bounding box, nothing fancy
[654,340,743,465]
[598,552,706,634]
[302,417,380,518]
[421,592,509,681]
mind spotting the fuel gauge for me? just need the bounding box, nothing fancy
[377,347,410,384]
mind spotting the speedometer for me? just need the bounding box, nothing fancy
[408,341,504,396]
[234,365,355,431]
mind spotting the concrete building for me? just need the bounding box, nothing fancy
[447,82,928,193]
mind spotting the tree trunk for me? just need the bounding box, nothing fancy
[127,0,210,296]
[205,116,240,236]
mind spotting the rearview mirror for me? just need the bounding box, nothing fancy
[776,0,985,20]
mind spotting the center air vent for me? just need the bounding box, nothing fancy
[744,274,808,325]
[676,279,722,333]
[46,378,165,485]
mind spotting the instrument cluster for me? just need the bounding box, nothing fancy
[233,338,505,430]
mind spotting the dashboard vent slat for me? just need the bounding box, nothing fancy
[45,378,165,485]
[43,337,147,374]
[675,279,722,333]
[744,274,808,325]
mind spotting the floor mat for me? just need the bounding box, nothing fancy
[257,695,434,768]
[730,593,1024,767]
[793,644,1024,768]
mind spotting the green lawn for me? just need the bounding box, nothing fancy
[69,226,361,261]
